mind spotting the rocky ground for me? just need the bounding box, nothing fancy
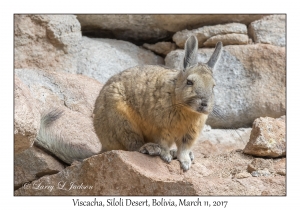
[14,14,286,196]
[14,150,286,196]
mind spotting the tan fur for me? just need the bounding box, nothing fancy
[93,36,222,170]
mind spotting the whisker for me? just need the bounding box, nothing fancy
[211,105,244,141]
[211,106,227,122]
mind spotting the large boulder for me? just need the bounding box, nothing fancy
[76,37,164,83]
[15,68,102,117]
[14,15,81,73]
[14,76,40,154]
[76,14,267,43]
[165,44,286,128]
[14,149,285,196]
[14,146,65,190]
[243,116,286,157]
[14,15,164,84]
[248,15,286,47]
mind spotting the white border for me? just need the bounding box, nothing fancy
[4,0,297,209]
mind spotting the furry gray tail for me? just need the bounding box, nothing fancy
[35,109,69,163]
[40,109,64,127]
[36,109,97,164]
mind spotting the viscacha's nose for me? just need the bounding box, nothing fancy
[201,102,207,107]
[201,99,208,107]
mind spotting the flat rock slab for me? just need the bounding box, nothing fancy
[203,34,249,47]
[76,14,267,43]
[15,149,285,196]
[173,23,248,48]
[248,15,285,47]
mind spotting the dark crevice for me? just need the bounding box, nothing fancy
[14,182,26,191]
[36,169,61,178]
[81,29,175,46]
[33,142,69,166]
[14,168,62,191]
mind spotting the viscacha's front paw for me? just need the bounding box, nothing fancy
[160,150,172,163]
[179,158,192,171]
[170,149,194,162]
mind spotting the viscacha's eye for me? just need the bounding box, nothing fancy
[187,80,193,86]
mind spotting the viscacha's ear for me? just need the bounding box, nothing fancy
[183,35,198,70]
[206,41,223,70]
